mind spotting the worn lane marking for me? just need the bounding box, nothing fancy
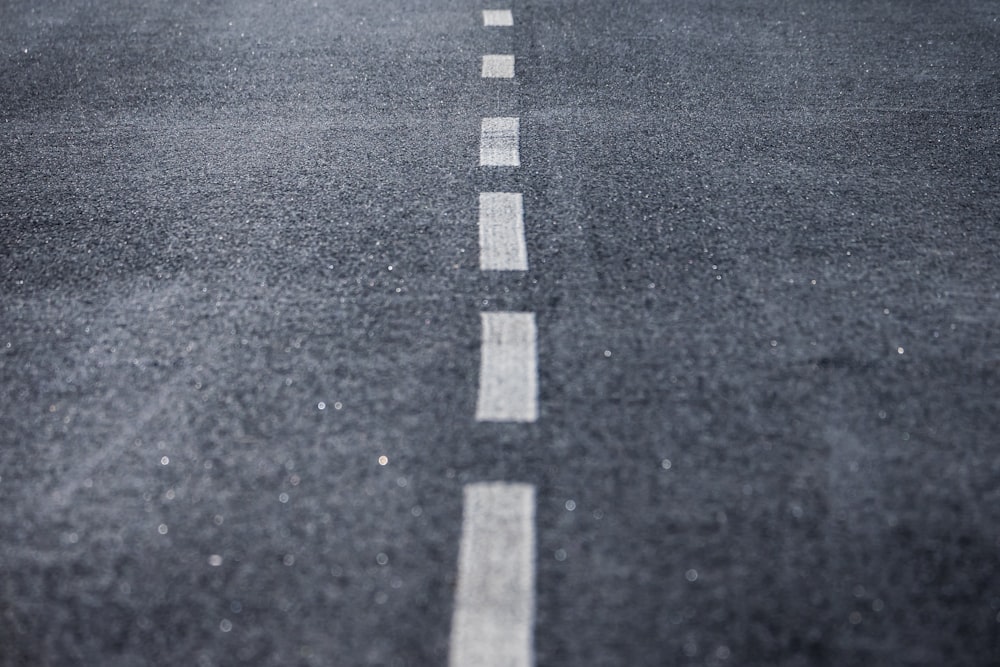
[482,54,515,79]
[480,117,520,167]
[482,9,514,26]
[476,312,537,422]
[449,482,536,667]
[479,192,527,271]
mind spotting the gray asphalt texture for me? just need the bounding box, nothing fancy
[2,0,999,665]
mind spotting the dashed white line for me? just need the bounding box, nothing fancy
[482,9,514,27]
[482,54,515,79]
[479,192,527,271]
[476,312,537,422]
[449,482,536,667]
[480,117,520,167]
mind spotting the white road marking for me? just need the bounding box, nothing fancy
[476,312,537,422]
[479,192,527,271]
[482,9,514,26]
[449,482,536,667]
[480,117,520,167]
[482,54,515,79]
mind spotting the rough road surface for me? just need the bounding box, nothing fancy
[1,1,998,665]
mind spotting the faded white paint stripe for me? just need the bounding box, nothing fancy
[449,482,536,667]
[480,117,520,167]
[476,312,537,422]
[479,192,527,271]
[482,9,513,26]
[482,54,515,79]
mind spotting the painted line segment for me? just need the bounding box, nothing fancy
[480,117,520,167]
[482,9,514,26]
[479,192,527,271]
[449,482,536,667]
[476,312,537,422]
[482,54,515,79]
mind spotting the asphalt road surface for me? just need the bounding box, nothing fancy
[2,0,999,665]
